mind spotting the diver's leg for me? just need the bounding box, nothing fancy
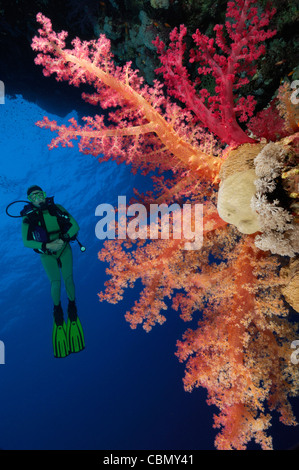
[60,244,85,353]
[40,254,61,306]
[59,243,75,301]
[41,254,69,357]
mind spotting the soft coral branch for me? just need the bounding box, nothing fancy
[154,0,276,146]
[99,221,299,449]
[175,236,298,450]
[32,13,221,182]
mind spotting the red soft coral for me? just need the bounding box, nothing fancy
[154,0,276,146]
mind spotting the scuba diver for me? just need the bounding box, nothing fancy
[21,185,85,358]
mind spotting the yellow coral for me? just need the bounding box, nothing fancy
[217,170,261,234]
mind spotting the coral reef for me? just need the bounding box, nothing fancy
[31,0,299,449]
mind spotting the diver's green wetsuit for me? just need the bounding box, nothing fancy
[22,204,79,306]
[21,190,84,358]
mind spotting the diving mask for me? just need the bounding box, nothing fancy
[29,191,46,202]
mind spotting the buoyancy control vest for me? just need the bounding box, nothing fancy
[21,197,74,254]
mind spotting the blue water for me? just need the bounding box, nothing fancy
[0,94,298,450]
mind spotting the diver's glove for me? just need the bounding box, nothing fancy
[41,242,50,254]
[60,233,71,243]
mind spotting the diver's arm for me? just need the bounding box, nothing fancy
[22,220,45,250]
[22,220,63,252]
[56,204,80,240]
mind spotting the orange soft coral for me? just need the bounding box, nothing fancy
[31,1,299,449]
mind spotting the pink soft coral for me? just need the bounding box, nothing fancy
[32,12,222,185]
[31,1,299,450]
[154,0,276,146]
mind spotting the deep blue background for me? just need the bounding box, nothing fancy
[0,92,298,451]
